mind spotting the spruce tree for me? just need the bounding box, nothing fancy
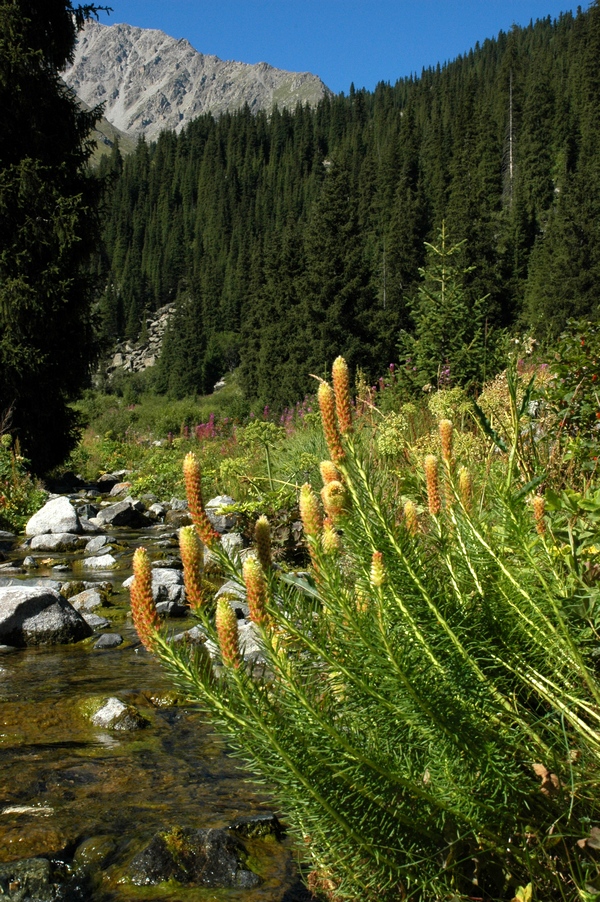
[0,1,106,472]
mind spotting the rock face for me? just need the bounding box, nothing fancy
[0,587,92,646]
[64,21,331,141]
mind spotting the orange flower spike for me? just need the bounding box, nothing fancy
[403,499,419,535]
[532,495,546,536]
[179,526,204,611]
[254,515,272,572]
[439,419,454,466]
[370,551,385,587]
[243,556,270,628]
[183,452,220,547]
[130,547,160,651]
[332,356,353,435]
[458,467,473,514]
[424,454,442,517]
[299,483,323,539]
[320,460,341,485]
[215,596,241,669]
[318,381,345,463]
[321,480,348,522]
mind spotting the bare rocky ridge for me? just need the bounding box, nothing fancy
[64,21,331,140]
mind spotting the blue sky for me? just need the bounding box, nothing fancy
[97,1,586,95]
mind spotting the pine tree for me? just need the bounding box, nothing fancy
[0,1,106,472]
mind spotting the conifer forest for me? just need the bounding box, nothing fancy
[97,4,600,407]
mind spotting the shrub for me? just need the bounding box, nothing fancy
[0,435,46,531]
[131,358,600,902]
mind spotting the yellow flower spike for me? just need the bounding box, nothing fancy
[254,515,272,572]
[403,499,419,535]
[321,480,348,522]
[299,483,323,539]
[332,356,353,435]
[318,381,345,463]
[179,526,204,611]
[370,551,385,587]
[458,467,473,514]
[439,419,454,466]
[243,556,270,628]
[130,547,160,651]
[532,495,546,536]
[319,460,341,485]
[322,518,342,555]
[183,452,221,547]
[424,454,442,517]
[215,596,241,669]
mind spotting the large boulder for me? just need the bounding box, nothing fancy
[0,587,92,646]
[123,568,185,604]
[93,501,145,528]
[25,497,80,536]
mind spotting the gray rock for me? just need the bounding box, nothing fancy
[172,625,206,645]
[165,509,192,528]
[129,826,260,888]
[215,580,248,619]
[169,497,188,511]
[148,503,166,519]
[238,620,266,664]
[30,533,84,552]
[0,587,92,647]
[25,497,80,537]
[22,556,37,568]
[206,495,237,533]
[91,697,147,731]
[155,600,187,618]
[94,500,144,528]
[123,567,185,604]
[109,481,131,496]
[82,613,111,630]
[230,812,282,839]
[84,534,111,554]
[0,578,62,591]
[78,517,102,534]
[0,856,82,902]
[93,633,123,649]
[75,503,99,520]
[81,553,118,570]
[70,589,104,612]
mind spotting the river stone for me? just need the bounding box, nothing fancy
[82,613,111,630]
[123,568,185,604]
[0,588,92,647]
[129,826,260,888]
[0,530,15,552]
[206,495,237,533]
[165,509,192,527]
[25,497,80,536]
[81,554,118,570]
[0,578,62,590]
[94,501,143,528]
[84,535,111,554]
[238,620,265,664]
[91,697,147,731]
[0,857,73,902]
[215,580,249,619]
[109,481,131,496]
[93,633,123,649]
[169,498,188,511]
[30,533,84,552]
[230,812,283,839]
[70,589,104,612]
[155,600,187,617]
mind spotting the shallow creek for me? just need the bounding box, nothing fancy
[0,525,304,901]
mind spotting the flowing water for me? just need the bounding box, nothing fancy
[0,524,304,901]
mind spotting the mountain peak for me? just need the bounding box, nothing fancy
[64,21,330,140]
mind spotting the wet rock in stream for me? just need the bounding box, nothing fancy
[0,588,92,646]
[129,825,261,888]
[0,857,88,902]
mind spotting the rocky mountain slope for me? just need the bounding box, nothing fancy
[64,21,330,140]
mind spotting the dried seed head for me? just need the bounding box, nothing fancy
[254,515,272,572]
[299,483,323,539]
[403,499,419,535]
[424,455,442,517]
[183,452,221,547]
[370,551,385,587]
[320,460,341,485]
[215,596,241,668]
[532,495,546,535]
[322,518,342,555]
[179,526,205,611]
[321,480,347,521]
[130,547,160,651]
[439,419,454,465]
[458,467,472,514]
[318,381,345,463]
[332,356,353,435]
[243,556,270,628]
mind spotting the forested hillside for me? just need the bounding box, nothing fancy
[96,2,600,407]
